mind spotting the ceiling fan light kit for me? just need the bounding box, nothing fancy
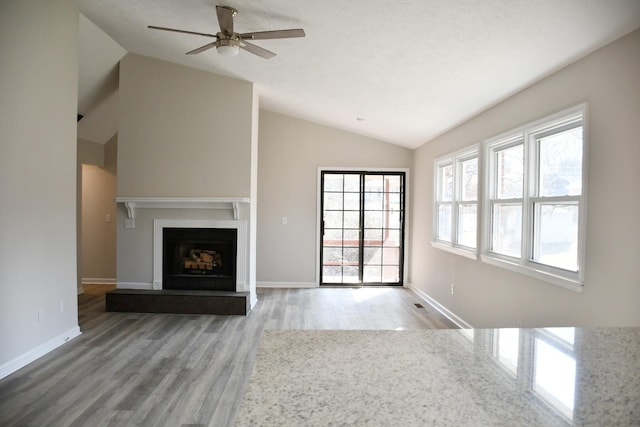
[216,35,240,56]
[148,5,305,59]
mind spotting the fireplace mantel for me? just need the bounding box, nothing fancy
[115,197,250,220]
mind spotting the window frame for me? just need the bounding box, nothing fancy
[481,104,588,291]
[432,144,480,259]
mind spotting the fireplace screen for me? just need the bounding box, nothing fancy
[163,227,237,291]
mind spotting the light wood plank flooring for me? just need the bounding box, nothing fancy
[0,285,456,426]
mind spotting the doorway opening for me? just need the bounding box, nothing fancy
[320,171,405,286]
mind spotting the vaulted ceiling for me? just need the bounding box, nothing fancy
[75,0,640,147]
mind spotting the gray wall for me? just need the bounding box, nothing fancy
[257,110,413,285]
[77,138,117,288]
[79,137,117,283]
[0,0,80,372]
[410,29,640,328]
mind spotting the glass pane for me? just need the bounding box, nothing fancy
[383,229,400,247]
[344,192,360,211]
[386,175,401,192]
[539,127,583,197]
[364,210,383,228]
[342,266,359,283]
[344,174,360,192]
[324,192,343,210]
[382,265,399,282]
[382,247,399,264]
[363,247,381,264]
[365,175,384,192]
[363,266,381,282]
[387,193,401,210]
[323,174,343,191]
[437,204,452,242]
[343,211,360,228]
[343,229,360,247]
[491,204,522,257]
[439,164,453,202]
[323,229,342,245]
[364,228,383,244]
[322,266,341,283]
[343,248,359,265]
[533,204,579,271]
[457,204,477,248]
[322,247,342,264]
[364,192,383,211]
[460,157,478,201]
[324,211,343,228]
[386,211,401,229]
[496,144,523,199]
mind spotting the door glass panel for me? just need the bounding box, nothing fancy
[322,172,404,285]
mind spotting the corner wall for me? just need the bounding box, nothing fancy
[0,0,80,377]
[410,29,640,327]
[257,110,413,285]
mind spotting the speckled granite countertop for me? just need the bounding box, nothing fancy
[236,327,640,426]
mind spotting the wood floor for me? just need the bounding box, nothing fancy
[0,285,456,427]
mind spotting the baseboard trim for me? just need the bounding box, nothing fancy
[0,326,81,380]
[407,284,474,329]
[82,278,117,285]
[257,281,317,288]
[117,281,153,290]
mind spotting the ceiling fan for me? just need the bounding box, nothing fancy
[148,5,305,59]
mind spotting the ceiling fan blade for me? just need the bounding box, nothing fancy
[216,6,236,35]
[240,29,305,40]
[240,40,276,59]
[186,41,217,55]
[148,25,217,38]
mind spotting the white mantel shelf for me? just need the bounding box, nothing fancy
[115,197,250,221]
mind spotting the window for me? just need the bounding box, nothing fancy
[433,146,479,257]
[483,104,586,289]
[432,104,587,291]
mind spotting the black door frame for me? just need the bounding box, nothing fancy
[319,170,406,286]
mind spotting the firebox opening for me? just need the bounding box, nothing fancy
[163,227,237,291]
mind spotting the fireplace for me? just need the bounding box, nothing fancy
[162,227,237,291]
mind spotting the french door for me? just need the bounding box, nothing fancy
[320,171,405,285]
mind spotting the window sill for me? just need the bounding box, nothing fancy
[480,254,583,293]
[431,241,478,260]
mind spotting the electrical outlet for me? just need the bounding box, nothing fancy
[105,214,112,223]
[450,284,455,295]
[281,216,288,225]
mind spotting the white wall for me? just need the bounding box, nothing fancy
[116,54,256,292]
[257,110,413,285]
[410,29,640,328]
[0,0,80,376]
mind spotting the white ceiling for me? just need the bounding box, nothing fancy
[75,0,640,148]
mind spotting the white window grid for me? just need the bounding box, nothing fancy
[431,104,587,291]
[433,145,479,258]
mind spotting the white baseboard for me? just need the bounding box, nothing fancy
[257,281,317,289]
[117,281,153,290]
[407,284,474,329]
[0,326,81,380]
[81,278,117,285]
